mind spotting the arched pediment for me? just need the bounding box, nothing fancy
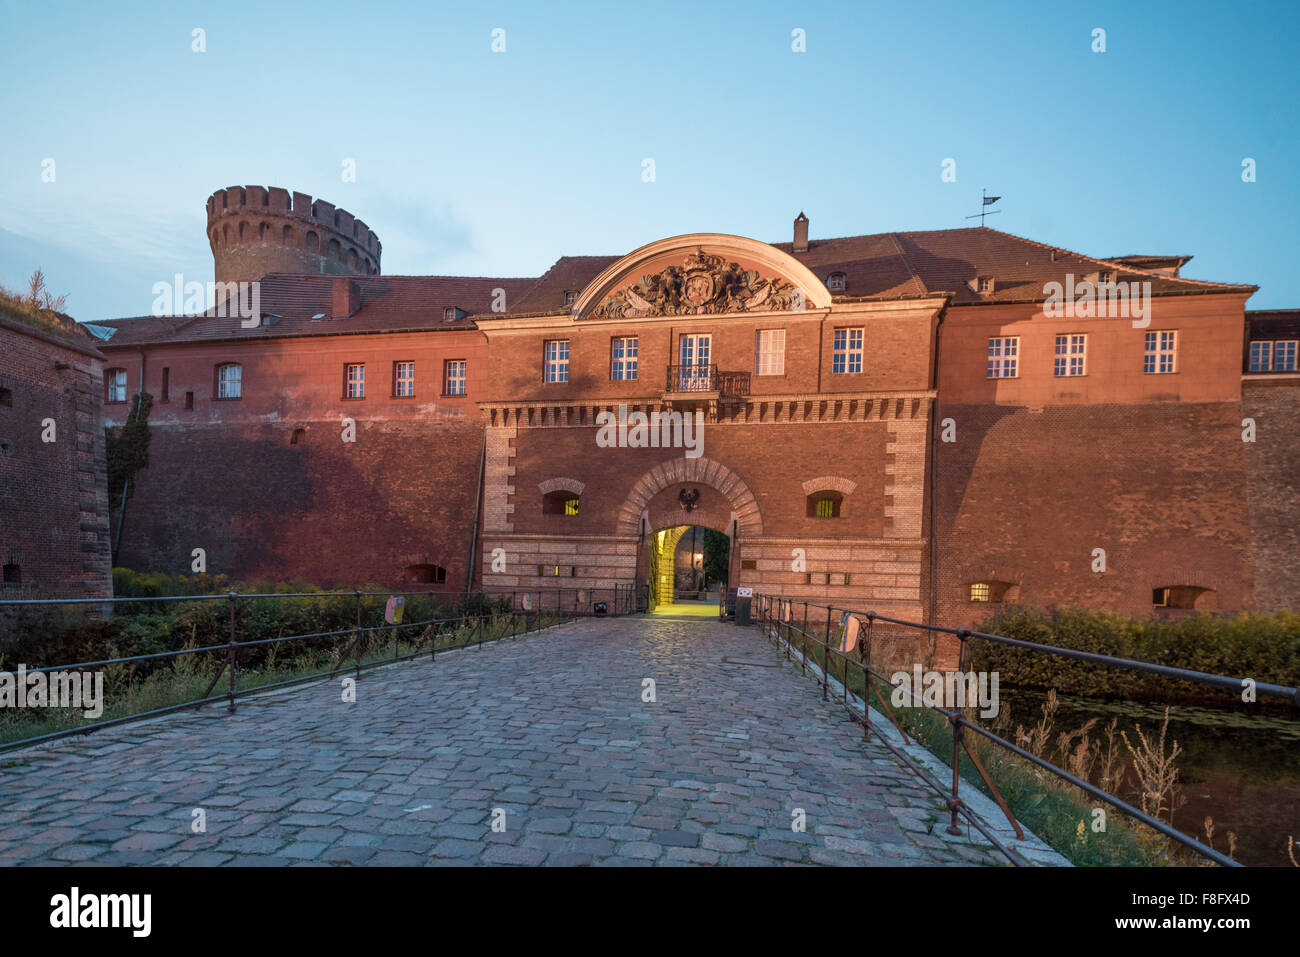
[573,233,833,320]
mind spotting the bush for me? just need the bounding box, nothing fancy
[968,606,1300,704]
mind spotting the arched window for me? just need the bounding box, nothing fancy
[1153,586,1217,611]
[282,225,294,245]
[215,363,242,399]
[543,491,580,516]
[259,222,269,240]
[290,428,306,445]
[238,221,246,241]
[405,563,447,584]
[806,491,843,518]
[306,231,319,251]
[327,238,342,261]
[826,272,846,292]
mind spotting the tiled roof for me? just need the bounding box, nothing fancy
[97,273,537,347]
[96,227,1259,348]
[1246,309,1300,339]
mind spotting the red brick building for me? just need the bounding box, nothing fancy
[0,303,114,601]
[95,186,1298,629]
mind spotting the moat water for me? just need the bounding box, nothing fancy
[997,689,1300,867]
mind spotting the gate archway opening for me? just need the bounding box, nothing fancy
[645,523,731,617]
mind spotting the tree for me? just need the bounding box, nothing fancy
[702,529,730,590]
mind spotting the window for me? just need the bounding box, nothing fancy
[394,361,415,397]
[755,329,786,376]
[544,340,569,383]
[987,337,1019,378]
[443,307,461,321]
[563,291,578,306]
[1054,334,1087,377]
[976,276,992,293]
[444,360,467,396]
[405,563,447,584]
[1143,330,1177,374]
[290,428,306,445]
[1251,340,1297,372]
[611,337,638,380]
[105,368,127,403]
[184,391,194,410]
[806,491,843,518]
[538,565,576,577]
[1097,270,1114,284]
[543,491,579,516]
[2,563,20,585]
[0,387,11,407]
[831,328,864,374]
[826,273,846,292]
[216,363,242,399]
[969,581,1015,603]
[1153,585,1216,610]
[160,368,170,403]
[344,363,365,398]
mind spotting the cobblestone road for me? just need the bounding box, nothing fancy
[0,617,1009,866]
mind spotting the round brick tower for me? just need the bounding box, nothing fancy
[206,185,381,285]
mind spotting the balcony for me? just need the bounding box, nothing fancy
[664,364,751,397]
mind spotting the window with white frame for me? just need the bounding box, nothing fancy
[1143,330,1177,374]
[216,363,242,399]
[1054,334,1087,377]
[610,337,638,380]
[826,273,845,292]
[1249,341,1272,372]
[544,340,569,383]
[831,328,863,374]
[105,368,127,403]
[755,329,786,376]
[344,363,365,398]
[987,337,1019,378]
[1275,340,1298,371]
[394,361,415,397]
[444,360,466,395]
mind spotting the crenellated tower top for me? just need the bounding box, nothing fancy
[205,186,381,285]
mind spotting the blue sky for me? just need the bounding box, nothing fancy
[1,0,1297,320]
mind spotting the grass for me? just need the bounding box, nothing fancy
[0,610,562,750]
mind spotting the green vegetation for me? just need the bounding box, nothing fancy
[106,392,153,505]
[968,606,1300,704]
[0,571,553,748]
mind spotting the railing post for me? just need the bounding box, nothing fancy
[947,627,970,835]
[354,589,362,681]
[822,609,831,700]
[226,591,238,713]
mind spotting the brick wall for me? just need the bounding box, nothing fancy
[1242,379,1300,610]
[0,316,112,600]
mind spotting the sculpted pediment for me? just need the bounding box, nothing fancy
[573,235,833,320]
[592,247,799,319]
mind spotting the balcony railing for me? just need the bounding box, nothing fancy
[665,364,751,396]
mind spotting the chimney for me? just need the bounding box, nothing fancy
[331,278,360,319]
[793,212,809,253]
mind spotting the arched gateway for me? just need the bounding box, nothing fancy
[475,230,934,624]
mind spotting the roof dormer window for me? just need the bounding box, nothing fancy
[443,307,464,321]
[826,273,846,292]
[973,275,994,294]
[1097,269,1115,285]
[563,290,578,307]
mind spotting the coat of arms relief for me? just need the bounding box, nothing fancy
[591,248,799,318]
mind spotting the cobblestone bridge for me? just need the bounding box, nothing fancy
[0,616,1061,866]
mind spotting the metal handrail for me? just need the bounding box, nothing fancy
[751,595,1298,867]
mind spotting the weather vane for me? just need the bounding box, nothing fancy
[965,189,1002,226]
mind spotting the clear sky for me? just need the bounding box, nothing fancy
[1,0,1297,320]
